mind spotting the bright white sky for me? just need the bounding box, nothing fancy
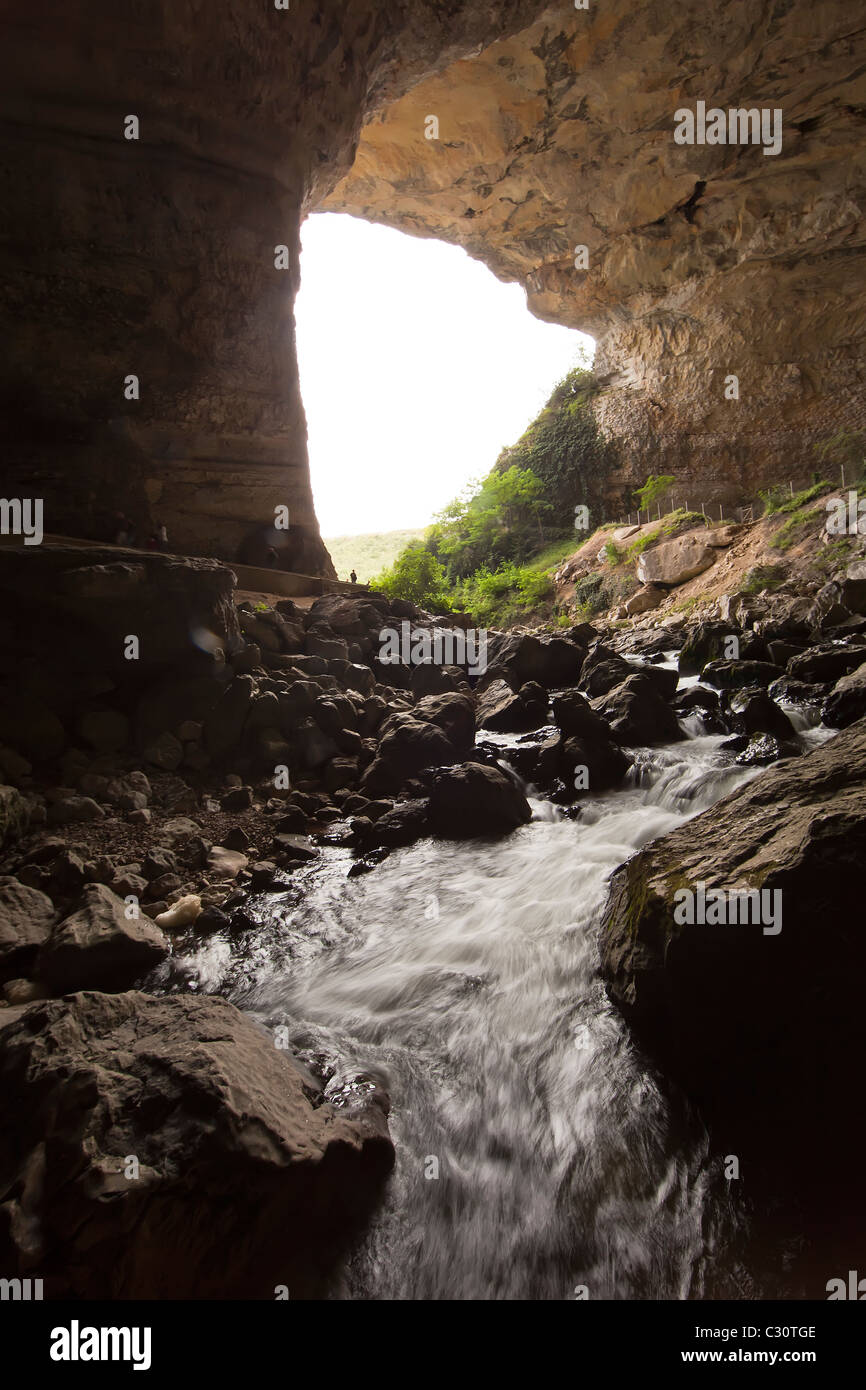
[295,213,594,537]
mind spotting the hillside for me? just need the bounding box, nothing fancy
[324,529,425,583]
[551,482,865,632]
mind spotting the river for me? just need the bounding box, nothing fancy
[171,680,833,1299]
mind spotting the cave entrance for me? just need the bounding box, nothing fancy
[295,212,594,583]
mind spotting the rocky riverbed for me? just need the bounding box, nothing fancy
[1,546,865,1297]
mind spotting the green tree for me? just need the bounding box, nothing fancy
[370,543,449,609]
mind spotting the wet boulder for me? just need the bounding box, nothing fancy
[701,659,779,690]
[559,735,630,797]
[552,690,613,742]
[727,688,797,741]
[353,798,430,850]
[678,621,739,676]
[428,763,532,838]
[361,718,457,796]
[786,642,866,685]
[595,674,684,746]
[477,680,547,734]
[578,645,633,698]
[0,991,394,1297]
[734,733,800,766]
[821,661,866,728]
[599,719,866,1168]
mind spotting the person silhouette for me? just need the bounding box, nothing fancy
[350,569,357,584]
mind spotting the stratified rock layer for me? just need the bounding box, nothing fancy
[1,0,549,564]
[0,991,394,1298]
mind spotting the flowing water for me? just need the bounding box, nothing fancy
[171,700,834,1301]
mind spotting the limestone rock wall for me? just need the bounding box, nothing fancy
[1,0,548,567]
[3,1,865,559]
[324,0,866,514]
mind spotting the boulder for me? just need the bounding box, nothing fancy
[206,847,249,879]
[203,675,254,758]
[0,991,393,1297]
[353,798,430,850]
[75,709,130,753]
[578,644,632,697]
[624,584,665,616]
[47,795,105,825]
[361,717,457,796]
[701,659,779,689]
[0,785,30,848]
[409,664,465,698]
[733,732,799,766]
[476,680,546,734]
[36,884,169,993]
[595,674,684,746]
[0,698,66,760]
[154,895,202,930]
[485,633,585,689]
[636,533,716,586]
[427,762,532,837]
[705,524,738,547]
[413,692,476,756]
[727,688,797,741]
[840,559,866,615]
[0,877,56,979]
[142,731,184,771]
[678,621,738,676]
[305,625,349,661]
[822,661,866,728]
[599,719,866,1166]
[559,734,630,796]
[787,642,866,685]
[551,690,612,742]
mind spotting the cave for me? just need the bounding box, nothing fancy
[4,0,863,568]
[1,0,866,1327]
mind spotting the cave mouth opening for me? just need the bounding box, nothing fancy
[295,211,594,581]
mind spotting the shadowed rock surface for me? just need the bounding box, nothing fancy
[0,991,394,1298]
[600,718,866,1164]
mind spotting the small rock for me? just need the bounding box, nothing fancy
[272,834,319,863]
[3,978,47,1004]
[221,786,253,811]
[142,848,179,880]
[146,873,183,900]
[155,894,202,929]
[206,846,249,879]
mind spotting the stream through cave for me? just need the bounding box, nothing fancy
[170,666,834,1301]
